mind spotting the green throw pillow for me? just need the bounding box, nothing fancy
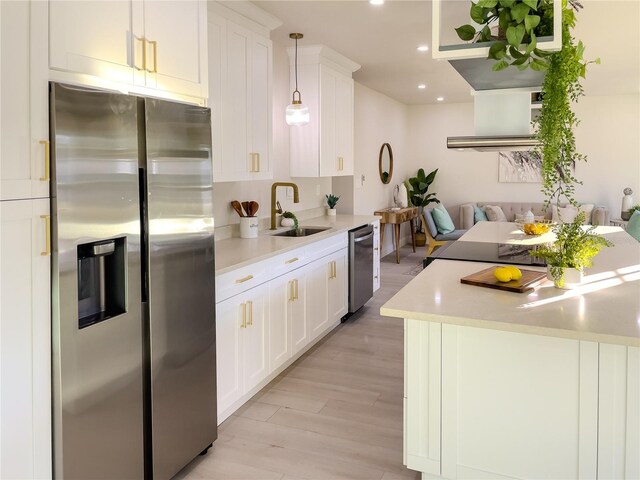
[627,210,640,242]
[474,206,488,223]
[432,205,455,234]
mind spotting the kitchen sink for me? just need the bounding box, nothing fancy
[272,227,331,237]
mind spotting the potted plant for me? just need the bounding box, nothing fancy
[407,168,440,246]
[326,194,339,216]
[533,212,612,288]
[281,211,299,229]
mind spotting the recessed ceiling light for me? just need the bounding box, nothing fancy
[369,0,384,5]
[417,45,429,52]
[418,84,426,89]
[437,96,444,102]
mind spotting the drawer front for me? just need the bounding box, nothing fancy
[305,232,348,263]
[216,262,267,303]
[269,245,308,278]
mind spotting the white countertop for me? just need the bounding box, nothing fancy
[381,222,640,347]
[215,214,378,275]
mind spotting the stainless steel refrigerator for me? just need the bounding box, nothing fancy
[50,83,217,479]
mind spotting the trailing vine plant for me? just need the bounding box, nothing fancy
[533,1,599,209]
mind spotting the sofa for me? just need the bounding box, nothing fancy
[460,202,610,230]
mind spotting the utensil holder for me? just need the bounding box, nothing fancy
[239,217,259,238]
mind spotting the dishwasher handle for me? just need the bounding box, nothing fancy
[353,231,374,243]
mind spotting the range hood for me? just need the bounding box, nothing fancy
[448,90,540,151]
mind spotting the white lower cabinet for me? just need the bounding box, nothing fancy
[405,320,640,480]
[215,283,268,417]
[0,198,51,479]
[216,233,352,422]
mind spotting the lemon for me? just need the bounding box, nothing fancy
[493,267,513,283]
[505,266,522,280]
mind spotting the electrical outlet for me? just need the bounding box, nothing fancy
[286,187,293,199]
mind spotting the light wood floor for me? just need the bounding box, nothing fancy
[176,245,425,480]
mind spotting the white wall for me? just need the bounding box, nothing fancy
[407,94,640,226]
[213,40,331,229]
[333,82,413,255]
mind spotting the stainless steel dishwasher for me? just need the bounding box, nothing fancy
[348,224,374,314]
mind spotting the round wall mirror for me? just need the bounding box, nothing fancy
[379,143,393,184]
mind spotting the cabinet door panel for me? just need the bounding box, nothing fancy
[208,14,226,182]
[242,286,269,390]
[1,1,48,200]
[335,76,354,175]
[291,274,309,355]
[215,296,243,415]
[49,1,134,83]
[223,23,251,179]
[143,0,206,97]
[268,273,294,373]
[328,249,348,323]
[319,66,337,177]
[441,325,598,480]
[306,260,329,342]
[249,36,271,179]
[0,199,51,479]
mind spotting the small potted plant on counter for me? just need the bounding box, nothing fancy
[281,211,299,230]
[533,212,612,289]
[326,194,339,216]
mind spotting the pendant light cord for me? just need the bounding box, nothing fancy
[294,36,299,93]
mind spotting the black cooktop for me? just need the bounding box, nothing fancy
[423,241,547,268]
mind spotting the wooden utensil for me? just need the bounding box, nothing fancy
[242,201,250,217]
[231,200,244,217]
[460,266,547,293]
[248,201,259,217]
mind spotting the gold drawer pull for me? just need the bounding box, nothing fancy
[288,281,294,302]
[40,215,51,256]
[241,303,247,328]
[39,140,50,181]
[285,257,299,264]
[235,274,254,284]
[294,279,299,300]
[247,300,253,326]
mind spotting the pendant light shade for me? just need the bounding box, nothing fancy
[286,33,310,126]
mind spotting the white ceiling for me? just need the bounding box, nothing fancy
[253,0,640,106]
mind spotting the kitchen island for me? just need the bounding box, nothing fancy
[381,222,640,480]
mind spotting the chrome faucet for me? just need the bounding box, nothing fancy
[271,182,300,230]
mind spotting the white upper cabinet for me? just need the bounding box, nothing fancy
[1,1,49,201]
[47,0,207,99]
[208,2,280,183]
[289,45,360,178]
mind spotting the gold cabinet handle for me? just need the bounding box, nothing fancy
[285,257,299,264]
[235,274,254,284]
[40,215,51,256]
[39,140,50,181]
[241,303,247,328]
[294,279,299,300]
[256,153,260,172]
[134,36,146,71]
[333,261,337,279]
[247,301,253,326]
[147,39,158,73]
[288,280,294,302]
[249,153,256,172]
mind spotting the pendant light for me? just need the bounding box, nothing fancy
[286,33,310,126]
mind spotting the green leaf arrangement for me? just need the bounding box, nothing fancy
[533,2,600,210]
[408,168,440,209]
[455,0,556,72]
[325,194,340,209]
[282,211,299,230]
[533,212,613,287]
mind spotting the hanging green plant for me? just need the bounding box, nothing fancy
[533,1,599,208]
[455,0,555,71]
